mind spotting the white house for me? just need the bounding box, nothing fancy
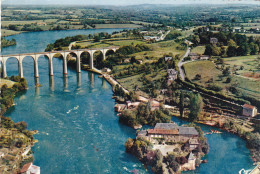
[19,162,40,174]
[242,104,258,117]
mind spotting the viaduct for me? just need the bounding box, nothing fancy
[0,47,119,78]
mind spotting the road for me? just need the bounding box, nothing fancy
[178,47,191,80]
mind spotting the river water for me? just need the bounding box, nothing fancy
[2,29,255,174]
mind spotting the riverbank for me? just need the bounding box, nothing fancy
[0,77,39,173]
[1,24,142,37]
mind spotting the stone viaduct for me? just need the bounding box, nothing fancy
[0,47,118,78]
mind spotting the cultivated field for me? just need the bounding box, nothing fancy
[191,46,206,55]
[183,59,260,101]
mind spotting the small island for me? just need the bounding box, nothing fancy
[125,123,209,174]
[1,38,16,48]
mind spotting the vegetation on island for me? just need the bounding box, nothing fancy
[119,103,171,128]
[0,76,37,173]
[0,76,27,114]
[1,37,16,47]
[125,124,209,174]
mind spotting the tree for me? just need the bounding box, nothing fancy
[204,44,213,55]
[130,56,137,64]
[192,35,200,46]
[227,39,237,47]
[227,46,237,57]
[225,77,232,83]
[93,35,101,42]
[211,45,221,56]
[237,43,249,56]
[249,43,259,55]
[188,93,203,121]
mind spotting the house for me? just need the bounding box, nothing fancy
[140,31,148,34]
[137,96,149,103]
[165,57,173,62]
[188,139,200,150]
[146,123,199,142]
[126,101,141,109]
[188,53,200,60]
[114,104,126,112]
[19,162,40,174]
[22,147,31,158]
[167,69,178,79]
[150,100,160,108]
[242,104,258,117]
[103,68,111,73]
[0,152,5,158]
[233,27,241,33]
[210,37,218,44]
[200,55,210,60]
[143,36,160,41]
[137,60,143,64]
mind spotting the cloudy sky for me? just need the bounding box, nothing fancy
[2,0,260,5]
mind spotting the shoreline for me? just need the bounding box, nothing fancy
[2,26,143,37]
[85,67,259,166]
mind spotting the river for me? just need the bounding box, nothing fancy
[1,29,255,174]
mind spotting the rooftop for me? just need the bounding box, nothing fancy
[154,123,178,130]
[243,104,256,109]
[20,162,32,173]
[148,129,179,135]
[179,127,199,136]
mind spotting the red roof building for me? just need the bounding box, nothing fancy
[242,104,258,117]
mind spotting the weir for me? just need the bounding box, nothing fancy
[0,47,118,78]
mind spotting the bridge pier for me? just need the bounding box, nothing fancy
[90,51,94,69]
[2,61,7,78]
[63,57,68,75]
[76,56,81,73]
[34,60,39,77]
[49,57,54,76]
[18,61,23,78]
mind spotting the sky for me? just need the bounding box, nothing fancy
[2,0,260,5]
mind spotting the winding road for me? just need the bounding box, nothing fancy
[178,47,191,80]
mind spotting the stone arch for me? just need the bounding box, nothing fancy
[93,50,103,69]
[50,53,68,75]
[5,56,20,77]
[21,55,35,63]
[80,51,91,66]
[21,56,36,77]
[66,51,81,73]
[36,54,50,77]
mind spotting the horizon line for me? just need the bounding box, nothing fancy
[2,2,260,6]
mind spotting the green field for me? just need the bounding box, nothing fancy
[223,55,260,74]
[0,79,15,88]
[94,24,142,29]
[1,20,44,27]
[183,59,260,100]
[1,29,24,36]
[191,46,206,55]
[183,60,222,82]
